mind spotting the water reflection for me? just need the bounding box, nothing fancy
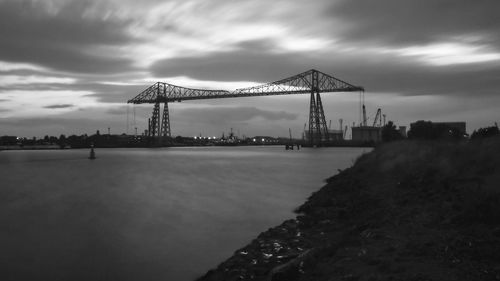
[0,146,368,281]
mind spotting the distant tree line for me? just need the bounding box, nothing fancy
[380,120,499,143]
[1,131,148,148]
[407,120,466,140]
[470,123,499,140]
[0,135,19,145]
[381,121,404,142]
[3,121,499,147]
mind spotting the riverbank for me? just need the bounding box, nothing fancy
[0,140,375,150]
[197,138,500,281]
[0,145,60,150]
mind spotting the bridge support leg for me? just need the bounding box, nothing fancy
[150,101,160,137]
[148,118,151,137]
[315,93,329,143]
[308,71,329,146]
[161,102,171,137]
[308,93,318,145]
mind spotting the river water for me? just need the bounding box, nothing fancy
[0,146,368,281]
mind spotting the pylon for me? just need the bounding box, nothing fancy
[308,70,330,146]
[315,92,329,143]
[308,92,319,145]
[161,102,171,137]
[150,101,160,137]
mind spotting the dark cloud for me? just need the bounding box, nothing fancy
[149,1,500,99]
[176,106,298,124]
[150,38,500,97]
[106,106,128,115]
[80,83,153,103]
[0,69,41,76]
[0,82,77,92]
[44,104,74,109]
[0,44,134,74]
[1,0,499,137]
[0,0,136,74]
[0,116,127,137]
[323,54,500,97]
[168,105,301,137]
[0,79,152,104]
[329,0,500,46]
[150,40,309,82]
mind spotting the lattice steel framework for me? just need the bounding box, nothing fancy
[307,70,331,145]
[161,102,170,137]
[150,102,160,137]
[128,69,363,143]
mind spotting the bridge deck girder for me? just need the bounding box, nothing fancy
[127,69,363,104]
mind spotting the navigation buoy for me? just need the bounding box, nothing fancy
[89,145,96,160]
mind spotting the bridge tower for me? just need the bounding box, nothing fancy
[147,88,171,138]
[161,102,171,137]
[149,101,160,137]
[308,70,330,146]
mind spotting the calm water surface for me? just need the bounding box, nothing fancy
[0,146,368,281]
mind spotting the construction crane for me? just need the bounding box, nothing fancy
[373,108,382,127]
[362,104,367,126]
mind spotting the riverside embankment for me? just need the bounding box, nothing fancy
[198,138,500,281]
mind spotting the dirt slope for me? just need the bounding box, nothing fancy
[198,138,500,281]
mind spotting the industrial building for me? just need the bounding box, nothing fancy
[432,122,466,135]
[327,129,344,141]
[350,105,385,143]
[409,121,467,137]
[303,129,344,142]
[351,126,382,142]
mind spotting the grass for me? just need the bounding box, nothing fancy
[198,137,500,281]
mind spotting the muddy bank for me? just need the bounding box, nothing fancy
[197,138,500,281]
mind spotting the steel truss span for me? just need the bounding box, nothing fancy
[127,69,364,145]
[127,69,363,104]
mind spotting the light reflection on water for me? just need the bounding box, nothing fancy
[0,146,368,281]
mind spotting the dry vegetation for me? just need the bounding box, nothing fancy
[198,137,500,281]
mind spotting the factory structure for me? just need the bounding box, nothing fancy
[303,106,385,143]
[303,119,347,142]
[351,106,384,142]
[304,101,465,144]
[351,106,406,143]
[303,105,406,144]
[425,122,466,135]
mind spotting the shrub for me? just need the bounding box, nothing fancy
[381,121,404,142]
[408,120,465,140]
[470,124,499,140]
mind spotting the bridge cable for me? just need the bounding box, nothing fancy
[126,104,129,135]
[133,105,136,135]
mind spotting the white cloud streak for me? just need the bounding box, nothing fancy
[0,75,76,85]
[0,61,46,72]
[393,42,500,66]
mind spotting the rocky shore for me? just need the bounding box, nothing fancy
[197,138,500,281]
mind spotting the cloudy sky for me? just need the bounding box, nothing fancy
[1,0,499,138]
